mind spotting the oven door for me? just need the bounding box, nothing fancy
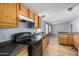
[28,40,42,56]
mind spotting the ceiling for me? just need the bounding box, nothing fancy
[23,3,79,25]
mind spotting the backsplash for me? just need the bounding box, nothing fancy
[0,22,37,42]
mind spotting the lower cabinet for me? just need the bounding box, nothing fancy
[59,34,68,45]
[58,33,78,50]
[42,35,49,53]
[68,35,73,45]
[73,34,78,49]
[45,35,49,48]
[16,48,28,56]
[42,37,46,50]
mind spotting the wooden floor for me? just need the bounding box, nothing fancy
[43,35,78,56]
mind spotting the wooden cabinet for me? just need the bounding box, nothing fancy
[34,14,39,28]
[42,35,49,53]
[73,34,78,49]
[45,35,49,48]
[34,14,41,28]
[28,9,34,20]
[58,33,78,50]
[19,4,28,17]
[59,34,68,45]
[38,16,41,28]
[0,3,41,28]
[16,48,28,56]
[68,35,73,45]
[42,37,46,50]
[0,3,18,27]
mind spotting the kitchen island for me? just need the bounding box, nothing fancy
[58,32,78,50]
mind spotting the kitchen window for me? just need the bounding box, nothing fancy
[45,24,49,34]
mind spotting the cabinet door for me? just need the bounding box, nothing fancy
[38,16,41,28]
[68,35,73,45]
[0,4,4,23]
[47,35,49,46]
[29,9,34,20]
[0,3,18,27]
[20,4,28,17]
[42,37,46,51]
[59,34,68,44]
[34,15,39,28]
[42,35,49,53]
[73,34,78,49]
[3,4,17,24]
[45,35,49,48]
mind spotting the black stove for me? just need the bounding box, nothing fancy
[12,32,32,45]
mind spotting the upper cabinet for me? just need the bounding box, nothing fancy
[28,9,34,20]
[19,4,41,28]
[0,3,19,27]
[19,4,29,18]
[38,16,41,28]
[34,14,41,28]
[0,3,41,28]
[34,14,39,28]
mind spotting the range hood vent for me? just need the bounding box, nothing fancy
[19,15,34,22]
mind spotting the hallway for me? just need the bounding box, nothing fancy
[43,35,78,56]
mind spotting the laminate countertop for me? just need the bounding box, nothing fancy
[31,33,48,42]
[0,33,48,56]
[58,32,78,35]
[0,43,28,56]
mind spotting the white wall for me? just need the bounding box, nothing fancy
[52,22,69,34]
[69,17,79,32]
[0,20,44,42]
[52,17,79,34]
[0,22,37,42]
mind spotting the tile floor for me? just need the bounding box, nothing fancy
[43,35,78,56]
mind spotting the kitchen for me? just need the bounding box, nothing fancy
[0,3,78,56]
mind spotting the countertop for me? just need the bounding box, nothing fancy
[0,33,48,56]
[31,33,48,42]
[0,43,28,56]
[58,32,78,35]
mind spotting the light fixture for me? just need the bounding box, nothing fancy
[67,4,77,11]
[41,15,46,19]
